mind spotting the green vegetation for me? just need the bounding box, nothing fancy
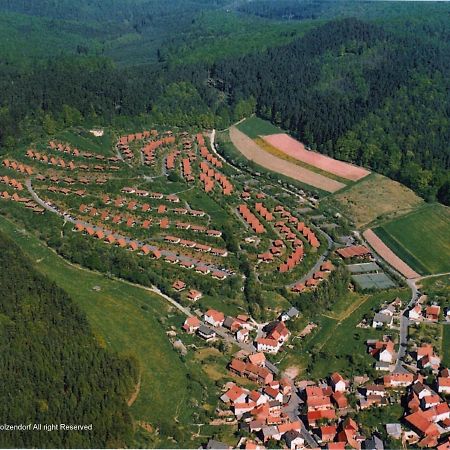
[443,326,450,367]
[0,227,138,448]
[281,288,409,378]
[328,173,423,228]
[0,215,235,448]
[374,204,450,275]
[236,116,284,139]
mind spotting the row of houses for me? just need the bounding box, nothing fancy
[141,135,176,165]
[198,132,222,169]
[0,190,44,213]
[0,175,23,191]
[164,235,228,257]
[48,141,121,163]
[199,161,233,195]
[73,222,230,279]
[238,204,265,234]
[2,159,33,175]
[26,151,119,172]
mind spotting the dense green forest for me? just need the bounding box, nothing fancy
[0,0,449,203]
[0,232,138,448]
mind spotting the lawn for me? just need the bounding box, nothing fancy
[374,204,450,275]
[236,116,284,138]
[0,215,223,448]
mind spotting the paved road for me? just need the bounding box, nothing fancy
[26,178,232,275]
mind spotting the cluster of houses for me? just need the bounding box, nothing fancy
[402,369,450,448]
[199,161,233,196]
[238,204,266,234]
[220,351,309,448]
[371,297,402,329]
[141,135,176,166]
[256,320,291,354]
[2,159,33,175]
[366,336,397,371]
[409,299,443,323]
[290,260,335,293]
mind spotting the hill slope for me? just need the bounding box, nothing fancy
[0,230,138,448]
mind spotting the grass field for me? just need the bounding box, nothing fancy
[280,288,409,378]
[330,173,423,228]
[0,215,225,448]
[236,116,284,138]
[374,204,450,275]
[443,325,450,367]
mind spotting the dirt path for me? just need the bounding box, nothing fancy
[229,126,345,193]
[127,376,141,406]
[363,228,420,279]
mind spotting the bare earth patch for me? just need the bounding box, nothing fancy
[363,229,420,279]
[229,126,345,193]
[263,133,370,181]
[332,173,423,228]
[284,366,300,380]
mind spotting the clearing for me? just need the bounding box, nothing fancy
[229,126,346,193]
[236,116,284,138]
[263,133,370,181]
[330,173,423,228]
[373,204,450,275]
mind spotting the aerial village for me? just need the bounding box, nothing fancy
[0,126,449,450]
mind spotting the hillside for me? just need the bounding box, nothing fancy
[0,229,138,448]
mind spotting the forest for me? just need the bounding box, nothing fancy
[0,1,449,204]
[0,232,139,448]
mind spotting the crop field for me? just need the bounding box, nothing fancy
[330,173,423,228]
[363,228,420,279]
[373,204,450,275]
[253,136,350,184]
[263,133,370,181]
[229,126,346,192]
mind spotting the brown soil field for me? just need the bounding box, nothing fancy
[254,137,350,185]
[331,173,423,228]
[229,126,346,193]
[363,229,420,279]
[263,133,370,181]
